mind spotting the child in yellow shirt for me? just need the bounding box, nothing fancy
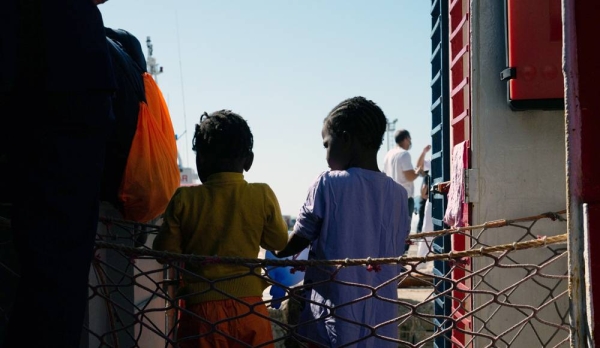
[153,110,288,347]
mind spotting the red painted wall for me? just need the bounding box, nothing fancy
[575,2,600,204]
[574,0,600,343]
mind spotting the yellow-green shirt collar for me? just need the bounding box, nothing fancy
[204,172,245,184]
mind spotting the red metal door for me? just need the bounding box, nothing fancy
[448,0,472,345]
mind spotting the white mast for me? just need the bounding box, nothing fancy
[145,36,198,185]
[387,119,398,151]
[146,36,163,83]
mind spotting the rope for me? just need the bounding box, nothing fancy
[95,233,567,267]
[405,209,566,241]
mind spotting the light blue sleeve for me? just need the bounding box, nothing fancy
[293,172,326,242]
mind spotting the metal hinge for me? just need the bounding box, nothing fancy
[465,168,479,203]
[500,67,516,81]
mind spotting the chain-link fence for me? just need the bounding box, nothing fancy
[77,210,568,347]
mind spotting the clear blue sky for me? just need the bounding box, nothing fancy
[99,0,432,216]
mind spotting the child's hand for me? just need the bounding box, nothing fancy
[273,234,311,258]
[423,145,432,153]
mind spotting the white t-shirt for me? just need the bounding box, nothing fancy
[382,146,414,197]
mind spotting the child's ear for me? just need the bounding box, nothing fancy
[243,151,254,172]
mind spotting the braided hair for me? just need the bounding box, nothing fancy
[192,110,253,158]
[323,96,388,150]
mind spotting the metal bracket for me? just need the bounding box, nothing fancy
[430,181,450,197]
[465,168,479,203]
[500,67,516,81]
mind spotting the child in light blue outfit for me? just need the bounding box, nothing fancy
[275,96,410,347]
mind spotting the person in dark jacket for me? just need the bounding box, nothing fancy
[101,28,146,210]
[0,0,116,346]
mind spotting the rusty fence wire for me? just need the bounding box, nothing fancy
[1,210,569,347]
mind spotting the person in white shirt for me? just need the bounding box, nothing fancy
[383,129,430,251]
[417,159,432,233]
[416,159,435,270]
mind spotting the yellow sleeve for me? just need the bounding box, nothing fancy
[260,185,289,251]
[152,188,183,254]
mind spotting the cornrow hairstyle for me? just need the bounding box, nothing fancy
[394,129,411,145]
[323,96,388,150]
[192,109,253,159]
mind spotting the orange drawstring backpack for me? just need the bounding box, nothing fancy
[118,72,180,223]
